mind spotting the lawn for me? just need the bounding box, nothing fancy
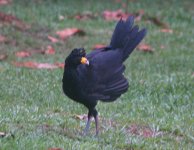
[0,0,194,149]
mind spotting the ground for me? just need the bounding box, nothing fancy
[0,0,194,149]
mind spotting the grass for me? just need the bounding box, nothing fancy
[0,0,194,149]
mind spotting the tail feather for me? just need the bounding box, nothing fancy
[122,25,139,50]
[110,17,134,49]
[109,16,147,61]
[123,28,147,60]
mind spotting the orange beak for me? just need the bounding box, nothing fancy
[81,57,89,65]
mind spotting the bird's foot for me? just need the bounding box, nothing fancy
[82,116,91,136]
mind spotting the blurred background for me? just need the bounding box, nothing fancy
[0,0,193,149]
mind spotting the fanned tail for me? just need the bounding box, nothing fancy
[110,16,147,61]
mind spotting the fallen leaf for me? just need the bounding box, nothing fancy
[74,114,88,120]
[44,45,55,55]
[137,43,154,53]
[160,28,173,33]
[103,9,132,21]
[0,0,11,5]
[0,35,8,43]
[192,73,194,78]
[128,124,164,138]
[160,45,165,49]
[134,9,145,22]
[74,11,97,21]
[56,28,85,40]
[74,114,100,121]
[55,62,65,69]
[0,54,7,61]
[29,63,57,69]
[0,132,6,137]
[122,2,127,8]
[12,61,63,69]
[129,124,139,135]
[148,17,169,28]
[41,124,51,129]
[15,46,56,58]
[92,44,106,49]
[15,50,40,57]
[58,15,65,21]
[15,51,31,58]
[13,61,37,68]
[0,12,30,30]
[48,35,59,43]
[142,128,155,138]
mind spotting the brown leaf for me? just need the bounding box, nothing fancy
[0,0,11,5]
[15,51,31,58]
[48,36,59,43]
[56,28,85,40]
[122,2,127,8]
[0,35,8,43]
[74,11,97,21]
[74,114,88,120]
[74,114,100,121]
[54,62,64,69]
[103,9,133,21]
[129,124,139,135]
[30,63,58,69]
[44,45,55,55]
[148,17,169,29]
[75,15,89,21]
[128,124,164,138]
[137,43,154,53]
[58,15,65,21]
[0,131,6,137]
[134,10,145,22]
[15,50,40,57]
[13,61,38,68]
[160,45,165,49]
[0,54,8,61]
[192,73,194,78]
[15,46,56,58]
[142,128,154,138]
[160,28,173,33]
[12,61,63,69]
[92,44,106,49]
[0,12,30,30]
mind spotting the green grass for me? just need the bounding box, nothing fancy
[0,0,194,149]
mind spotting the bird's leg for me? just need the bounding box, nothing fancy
[94,115,99,136]
[83,113,92,135]
[92,108,99,136]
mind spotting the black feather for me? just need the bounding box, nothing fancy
[62,16,147,135]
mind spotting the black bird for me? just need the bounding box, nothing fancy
[62,16,147,135]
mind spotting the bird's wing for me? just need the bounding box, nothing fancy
[77,16,147,102]
[77,48,128,102]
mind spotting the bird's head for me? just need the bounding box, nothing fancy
[65,48,89,67]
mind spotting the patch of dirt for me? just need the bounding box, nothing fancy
[127,123,165,138]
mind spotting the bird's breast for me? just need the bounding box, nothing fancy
[62,69,83,101]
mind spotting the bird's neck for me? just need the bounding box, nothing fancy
[65,63,79,69]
